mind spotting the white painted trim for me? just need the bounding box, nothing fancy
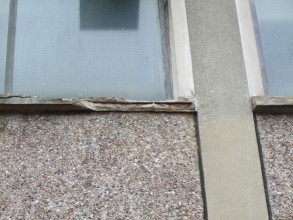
[168,0,195,99]
[235,0,265,96]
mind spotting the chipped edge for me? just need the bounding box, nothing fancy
[0,96,196,113]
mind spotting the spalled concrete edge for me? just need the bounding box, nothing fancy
[252,96,293,113]
[0,96,196,113]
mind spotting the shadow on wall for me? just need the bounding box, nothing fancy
[80,0,140,30]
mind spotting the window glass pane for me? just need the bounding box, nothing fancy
[0,0,9,94]
[252,0,293,96]
[12,0,169,100]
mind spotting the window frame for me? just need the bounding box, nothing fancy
[235,0,265,97]
[167,0,194,100]
[0,0,195,112]
[236,0,293,112]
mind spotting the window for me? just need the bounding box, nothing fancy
[251,0,293,96]
[1,0,192,101]
[1,0,171,100]
[236,0,293,97]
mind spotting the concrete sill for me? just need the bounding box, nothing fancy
[0,95,196,113]
[252,96,293,113]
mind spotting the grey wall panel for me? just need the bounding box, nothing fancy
[0,113,204,219]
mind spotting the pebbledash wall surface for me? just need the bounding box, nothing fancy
[0,1,292,220]
[0,113,204,219]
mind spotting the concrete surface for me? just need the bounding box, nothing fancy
[0,112,204,219]
[256,114,293,220]
[186,0,268,219]
[252,96,293,113]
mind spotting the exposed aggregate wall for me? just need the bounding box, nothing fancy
[0,112,204,219]
[256,114,293,220]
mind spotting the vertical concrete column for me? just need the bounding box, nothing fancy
[185,0,268,219]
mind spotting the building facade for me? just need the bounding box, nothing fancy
[0,0,292,219]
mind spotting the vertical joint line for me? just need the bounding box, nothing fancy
[193,113,208,220]
[5,0,18,95]
[253,113,273,220]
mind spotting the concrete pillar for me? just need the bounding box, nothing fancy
[185,0,269,219]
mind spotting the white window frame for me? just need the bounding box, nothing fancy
[235,0,266,97]
[168,0,195,100]
[236,0,293,112]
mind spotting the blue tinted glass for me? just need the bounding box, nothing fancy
[12,0,169,100]
[252,0,293,96]
[0,0,9,94]
[80,0,139,30]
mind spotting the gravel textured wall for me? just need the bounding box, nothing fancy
[0,112,204,219]
[256,114,293,220]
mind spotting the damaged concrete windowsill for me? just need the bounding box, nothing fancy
[252,96,293,113]
[0,95,196,113]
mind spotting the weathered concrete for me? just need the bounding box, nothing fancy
[0,96,195,113]
[186,0,268,219]
[252,96,293,113]
[0,113,204,219]
[256,114,293,220]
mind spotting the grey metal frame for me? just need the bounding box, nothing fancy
[4,0,17,94]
